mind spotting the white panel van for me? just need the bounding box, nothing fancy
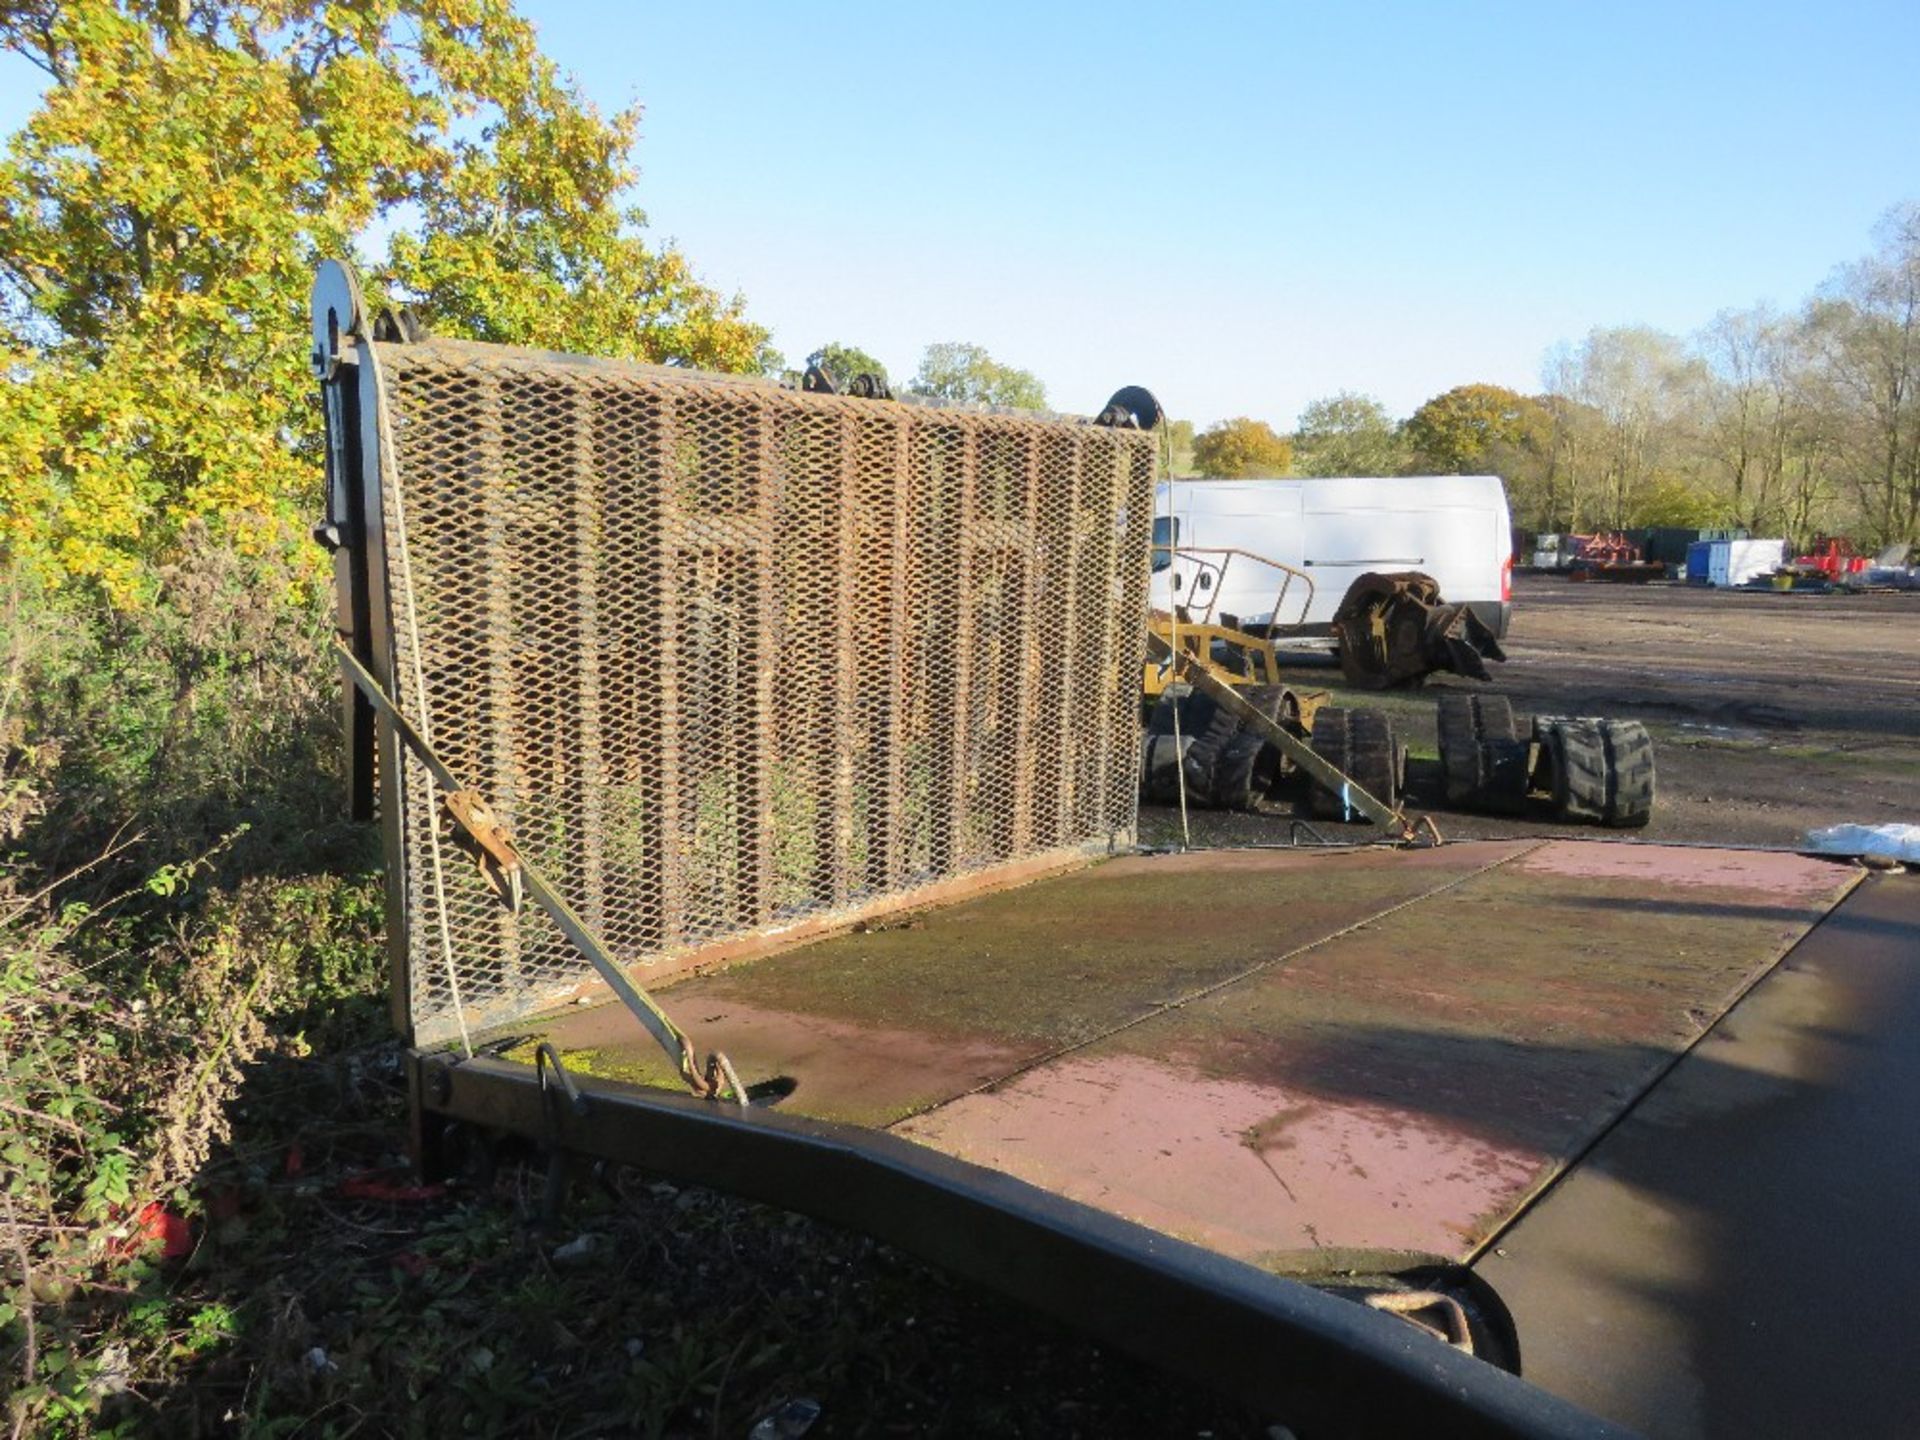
[1150,475,1513,640]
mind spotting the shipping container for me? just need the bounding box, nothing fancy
[1689,538,1785,587]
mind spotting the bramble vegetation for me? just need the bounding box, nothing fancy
[0,1,770,1432]
[0,543,392,1432]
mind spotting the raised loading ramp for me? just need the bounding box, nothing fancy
[313,262,1912,1437]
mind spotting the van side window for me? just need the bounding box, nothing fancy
[1152,516,1179,572]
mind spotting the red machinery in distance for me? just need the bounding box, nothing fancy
[1790,535,1870,579]
[1565,532,1666,582]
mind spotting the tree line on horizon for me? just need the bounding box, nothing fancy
[808,205,1918,550]
[798,340,1048,410]
[1169,207,1920,549]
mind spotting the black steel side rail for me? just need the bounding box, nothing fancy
[412,1052,1626,1440]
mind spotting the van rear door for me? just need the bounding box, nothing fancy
[1298,482,1504,625]
[1299,501,1424,626]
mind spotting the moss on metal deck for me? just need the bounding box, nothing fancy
[518,841,1858,1263]
[521,842,1531,1126]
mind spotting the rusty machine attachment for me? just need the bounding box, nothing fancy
[1142,545,1315,702]
[1332,570,1506,689]
[1142,631,1423,839]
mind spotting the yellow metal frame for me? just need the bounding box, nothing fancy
[1143,544,1317,703]
[1143,632,1409,837]
[1151,545,1316,632]
[1142,610,1285,699]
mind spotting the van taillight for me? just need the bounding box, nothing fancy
[1500,554,1513,602]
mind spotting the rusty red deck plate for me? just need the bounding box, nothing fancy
[520,841,1856,1270]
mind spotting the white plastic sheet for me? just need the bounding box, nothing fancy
[1804,823,1920,862]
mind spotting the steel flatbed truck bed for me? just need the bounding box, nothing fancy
[311,263,1920,1438]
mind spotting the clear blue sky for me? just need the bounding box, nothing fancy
[4,1,1917,427]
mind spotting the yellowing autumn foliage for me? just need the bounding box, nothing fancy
[0,0,771,606]
[1191,417,1293,478]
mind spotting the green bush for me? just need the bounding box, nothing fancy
[1,559,387,1436]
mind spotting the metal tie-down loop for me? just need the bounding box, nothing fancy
[535,1042,588,1118]
[333,639,747,1105]
[1364,1290,1477,1354]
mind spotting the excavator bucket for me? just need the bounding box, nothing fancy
[1331,570,1507,688]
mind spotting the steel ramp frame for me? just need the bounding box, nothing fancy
[312,266,1872,1435]
[407,1049,1621,1440]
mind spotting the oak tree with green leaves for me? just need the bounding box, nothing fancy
[0,0,770,606]
[1289,391,1407,477]
[1404,384,1551,473]
[908,341,1047,410]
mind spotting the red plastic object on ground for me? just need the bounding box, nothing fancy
[125,1202,192,1260]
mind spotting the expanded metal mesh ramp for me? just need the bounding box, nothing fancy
[320,265,1794,1436]
[329,319,1156,1046]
